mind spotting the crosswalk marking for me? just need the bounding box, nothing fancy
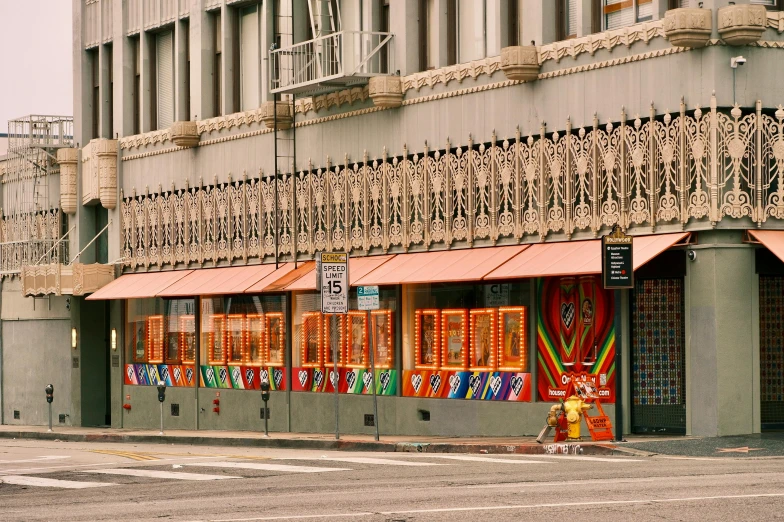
[429,455,547,464]
[83,468,240,481]
[184,462,349,473]
[275,457,443,467]
[0,475,115,489]
[514,455,641,463]
[91,450,158,461]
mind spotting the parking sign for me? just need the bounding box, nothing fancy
[320,252,349,314]
[357,286,380,311]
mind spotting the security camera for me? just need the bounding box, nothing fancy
[730,56,746,69]
[687,250,697,262]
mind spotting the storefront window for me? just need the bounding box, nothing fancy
[124,298,197,387]
[402,282,532,401]
[200,295,287,368]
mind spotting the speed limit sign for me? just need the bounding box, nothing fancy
[320,252,349,314]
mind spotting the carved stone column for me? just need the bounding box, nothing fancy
[368,76,403,108]
[718,4,767,46]
[500,46,540,82]
[169,121,200,148]
[259,101,294,130]
[663,8,712,48]
[56,147,78,214]
[96,139,118,209]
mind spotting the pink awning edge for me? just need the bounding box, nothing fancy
[158,264,279,297]
[284,255,396,291]
[86,270,194,300]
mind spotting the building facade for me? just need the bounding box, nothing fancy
[4,0,784,438]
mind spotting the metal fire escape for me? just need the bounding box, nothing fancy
[1,116,73,275]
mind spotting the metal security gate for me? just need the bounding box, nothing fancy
[631,278,686,434]
[760,275,784,429]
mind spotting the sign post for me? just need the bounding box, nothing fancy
[320,252,348,440]
[601,225,632,443]
[358,285,380,441]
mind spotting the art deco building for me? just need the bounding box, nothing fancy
[5,0,784,438]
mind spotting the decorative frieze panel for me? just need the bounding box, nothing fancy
[82,138,118,209]
[0,210,65,274]
[120,97,784,270]
[21,262,115,297]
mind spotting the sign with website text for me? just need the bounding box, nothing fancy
[320,252,349,314]
[602,227,633,289]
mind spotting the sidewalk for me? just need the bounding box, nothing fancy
[0,424,636,456]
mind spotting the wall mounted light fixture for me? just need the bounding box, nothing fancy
[71,328,77,349]
[111,328,117,351]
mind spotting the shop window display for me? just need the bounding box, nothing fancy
[403,282,532,401]
[124,298,197,387]
[292,289,398,395]
[200,295,287,390]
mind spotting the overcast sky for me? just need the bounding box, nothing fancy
[0,1,72,133]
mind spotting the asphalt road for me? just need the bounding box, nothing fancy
[0,440,783,521]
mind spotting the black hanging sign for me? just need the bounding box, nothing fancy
[602,226,634,289]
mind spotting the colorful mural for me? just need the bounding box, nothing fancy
[200,366,286,390]
[125,364,197,387]
[291,368,397,396]
[537,277,616,402]
[402,370,531,401]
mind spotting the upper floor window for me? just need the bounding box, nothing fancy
[455,0,487,63]
[557,0,578,40]
[604,0,653,31]
[154,29,175,130]
[751,0,784,9]
[239,4,261,111]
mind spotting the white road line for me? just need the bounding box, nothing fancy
[275,457,443,467]
[429,455,546,464]
[0,456,70,464]
[210,492,784,521]
[185,462,349,473]
[83,468,239,481]
[0,475,115,489]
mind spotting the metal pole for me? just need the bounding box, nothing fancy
[368,310,379,441]
[160,401,164,436]
[48,403,53,432]
[333,315,340,440]
[614,289,624,443]
[264,401,269,437]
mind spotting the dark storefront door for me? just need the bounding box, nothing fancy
[631,278,686,434]
[760,275,784,430]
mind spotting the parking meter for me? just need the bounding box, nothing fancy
[261,381,270,402]
[45,384,54,432]
[157,385,166,403]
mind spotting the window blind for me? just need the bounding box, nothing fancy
[240,5,259,111]
[156,30,174,130]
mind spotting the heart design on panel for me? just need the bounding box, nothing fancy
[346,370,356,389]
[206,368,215,382]
[468,375,482,396]
[260,369,269,385]
[329,370,339,387]
[185,367,194,383]
[273,368,283,388]
[160,367,170,383]
[363,372,374,391]
[510,375,524,396]
[173,367,182,382]
[489,375,503,396]
[126,366,135,382]
[379,372,391,391]
[298,370,309,387]
[429,374,442,393]
[231,367,241,384]
[560,302,576,330]
[411,374,423,393]
[218,368,228,384]
[313,370,324,388]
[449,374,461,395]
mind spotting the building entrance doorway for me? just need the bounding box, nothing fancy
[759,275,784,430]
[630,278,686,434]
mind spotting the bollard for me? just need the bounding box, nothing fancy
[261,380,270,438]
[157,384,166,435]
[45,384,54,432]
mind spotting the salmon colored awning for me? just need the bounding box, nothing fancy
[284,255,396,291]
[353,246,528,286]
[157,264,281,298]
[86,270,193,300]
[748,230,784,263]
[244,262,307,293]
[484,232,690,280]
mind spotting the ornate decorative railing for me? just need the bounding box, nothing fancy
[120,95,784,270]
[0,210,67,274]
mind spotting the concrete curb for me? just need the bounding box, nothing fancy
[0,430,624,456]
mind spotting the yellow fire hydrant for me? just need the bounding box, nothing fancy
[563,395,592,441]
